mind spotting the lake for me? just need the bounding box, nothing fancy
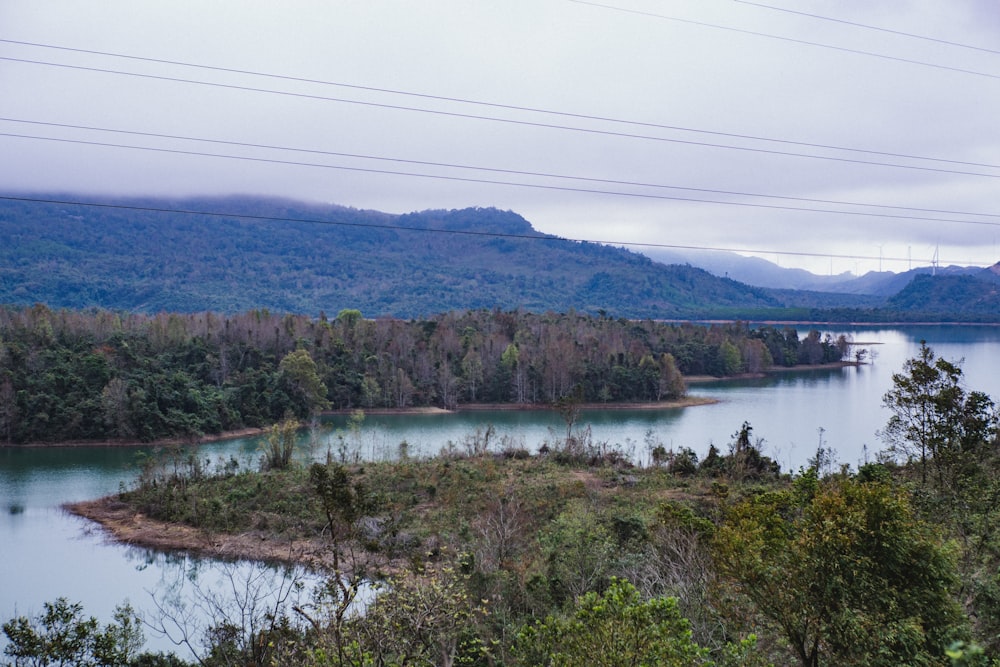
[2,324,999,657]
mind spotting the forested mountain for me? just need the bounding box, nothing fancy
[888,273,1000,315]
[0,195,784,318]
[2,194,997,320]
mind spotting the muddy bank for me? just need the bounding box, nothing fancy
[66,497,336,571]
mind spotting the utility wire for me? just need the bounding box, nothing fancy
[5,131,1000,229]
[4,55,999,180]
[569,0,1000,81]
[730,0,1000,56]
[0,194,955,265]
[4,117,998,221]
[1,38,998,171]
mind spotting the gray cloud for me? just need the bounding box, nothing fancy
[2,0,998,274]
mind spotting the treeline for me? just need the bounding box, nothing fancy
[0,305,847,444]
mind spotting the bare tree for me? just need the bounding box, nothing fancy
[146,559,307,667]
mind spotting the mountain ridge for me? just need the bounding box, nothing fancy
[1,194,997,321]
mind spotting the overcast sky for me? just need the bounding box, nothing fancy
[2,1,999,275]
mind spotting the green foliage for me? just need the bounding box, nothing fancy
[536,500,619,606]
[889,275,1000,317]
[881,341,999,488]
[713,477,966,667]
[346,560,491,667]
[0,306,846,443]
[278,349,330,417]
[126,453,320,534]
[260,418,300,471]
[309,461,370,541]
[2,598,145,667]
[513,578,709,666]
[0,197,804,320]
[947,641,1000,667]
[879,345,1000,657]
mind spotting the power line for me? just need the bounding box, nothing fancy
[4,117,998,221]
[4,55,999,180]
[6,131,1000,230]
[730,0,1000,56]
[569,0,1000,81]
[0,194,958,266]
[1,39,998,172]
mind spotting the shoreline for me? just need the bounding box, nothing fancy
[8,360,858,448]
[329,394,719,415]
[65,498,338,571]
[5,397,720,448]
[2,427,270,449]
[58,361,850,565]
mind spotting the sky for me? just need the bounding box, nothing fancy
[2,0,999,275]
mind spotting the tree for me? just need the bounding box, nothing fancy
[101,376,134,439]
[727,422,779,481]
[513,578,709,667]
[344,559,491,667]
[260,418,300,471]
[554,384,583,445]
[536,500,618,607]
[278,349,330,417]
[0,373,16,444]
[300,461,376,666]
[713,477,966,667]
[2,598,145,667]
[146,562,304,667]
[881,341,998,487]
[718,341,742,376]
[658,352,686,400]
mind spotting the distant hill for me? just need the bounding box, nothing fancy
[2,194,997,321]
[1,194,788,318]
[642,247,989,297]
[643,247,858,291]
[888,273,1000,316]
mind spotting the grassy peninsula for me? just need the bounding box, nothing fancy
[64,372,1000,667]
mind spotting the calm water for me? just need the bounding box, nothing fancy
[2,324,999,655]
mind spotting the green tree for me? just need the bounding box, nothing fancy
[881,341,998,488]
[536,500,618,607]
[279,348,330,417]
[718,341,742,376]
[513,578,709,667]
[658,352,686,400]
[713,477,966,667]
[303,461,375,666]
[345,560,490,667]
[260,418,300,471]
[2,598,145,667]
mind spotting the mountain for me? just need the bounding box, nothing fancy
[3,194,997,321]
[0,194,788,318]
[641,247,988,297]
[887,273,1000,316]
[642,247,858,291]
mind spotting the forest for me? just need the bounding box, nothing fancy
[5,342,1000,666]
[0,304,847,445]
[7,195,998,322]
